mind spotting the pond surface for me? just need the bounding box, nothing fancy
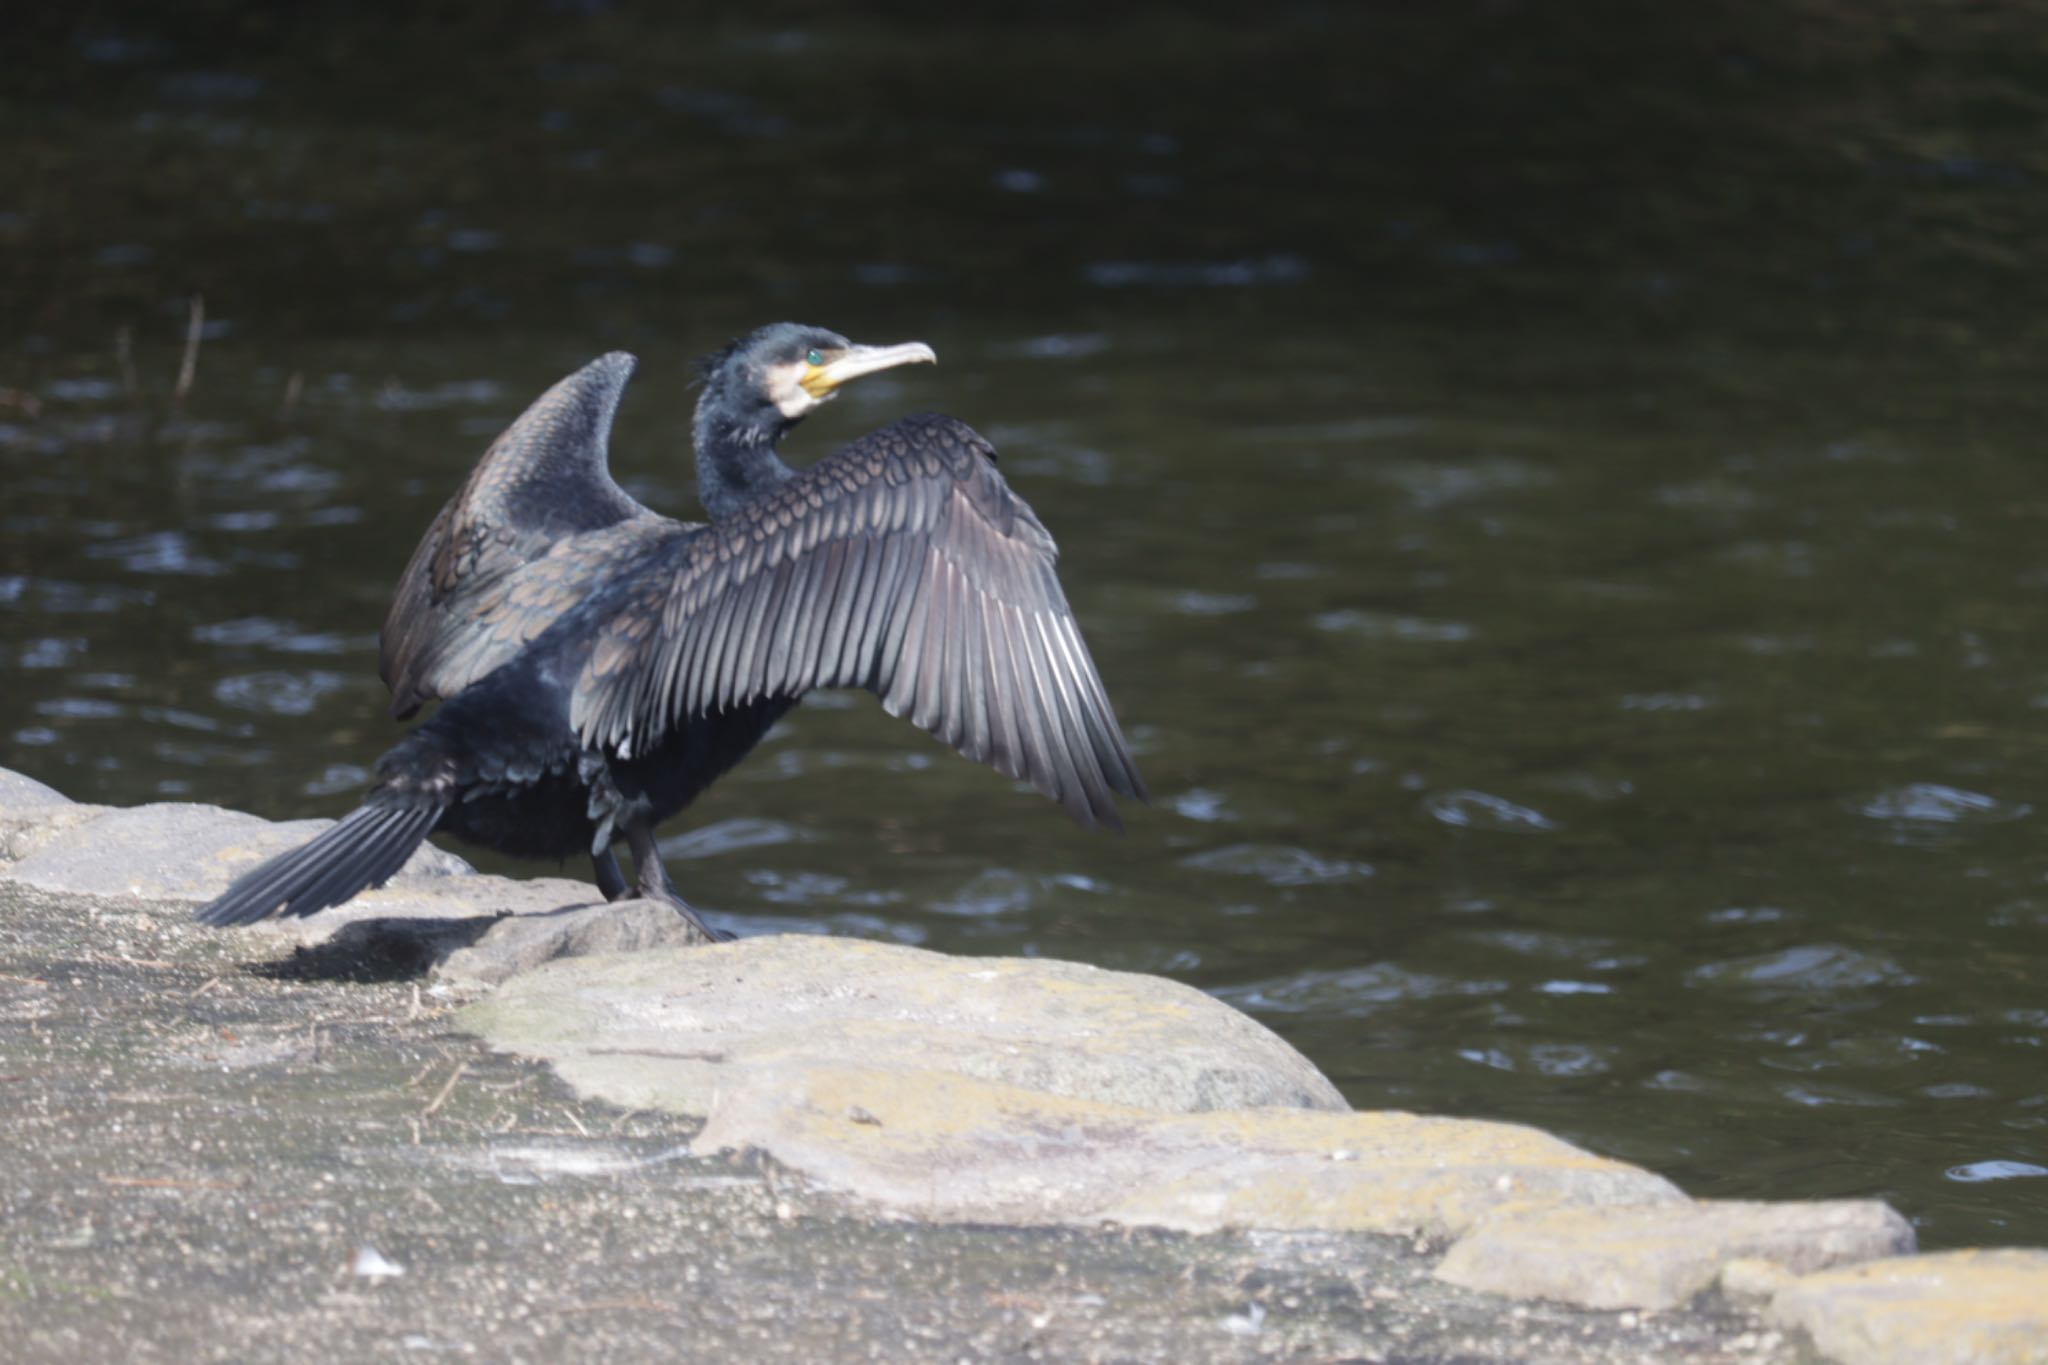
[4,5,2047,1247]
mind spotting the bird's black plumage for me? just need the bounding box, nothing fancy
[198,323,1147,936]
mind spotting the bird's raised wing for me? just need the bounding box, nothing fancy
[572,413,1147,829]
[381,351,672,718]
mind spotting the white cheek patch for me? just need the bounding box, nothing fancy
[765,362,819,419]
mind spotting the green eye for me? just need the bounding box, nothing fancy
[806,349,825,366]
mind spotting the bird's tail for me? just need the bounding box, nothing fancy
[195,799,442,927]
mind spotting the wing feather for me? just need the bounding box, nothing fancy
[997,602,1059,802]
[864,536,921,695]
[817,538,870,686]
[571,413,1145,828]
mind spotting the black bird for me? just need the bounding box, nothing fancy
[375,327,947,901]
[197,324,1148,939]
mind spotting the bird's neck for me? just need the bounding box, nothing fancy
[693,406,797,521]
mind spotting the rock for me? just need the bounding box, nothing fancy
[0,765,111,870]
[0,767,69,806]
[239,874,593,947]
[435,898,721,987]
[3,802,469,906]
[1,801,112,868]
[1720,1256,1804,1304]
[460,936,1686,1236]
[685,1060,1684,1235]
[224,875,639,980]
[1768,1248,2048,1365]
[0,846,1821,1365]
[1433,1199,1914,1310]
[0,787,700,982]
[461,935,1349,1117]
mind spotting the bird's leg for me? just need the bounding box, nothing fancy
[591,847,629,902]
[624,819,734,943]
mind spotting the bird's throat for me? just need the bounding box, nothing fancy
[694,409,797,521]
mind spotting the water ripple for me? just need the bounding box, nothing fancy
[192,616,358,653]
[212,670,351,716]
[372,378,504,412]
[1859,782,2031,825]
[83,530,228,576]
[1218,963,1506,1016]
[1084,253,1309,288]
[1172,591,1256,616]
[1377,456,1549,508]
[1687,943,1914,995]
[1946,1160,2048,1184]
[663,818,811,860]
[1315,610,1472,643]
[932,869,1035,918]
[1425,789,1560,833]
[1169,788,1235,823]
[1180,843,1373,887]
[35,697,124,720]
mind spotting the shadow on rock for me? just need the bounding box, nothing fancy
[244,897,718,986]
[246,912,506,983]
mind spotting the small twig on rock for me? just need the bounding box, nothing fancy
[421,1061,467,1116]
[188,976,223,999]
[556,1297,676,1316]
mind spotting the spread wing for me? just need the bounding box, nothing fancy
[380,351,678,718]
[572,413,1148,830]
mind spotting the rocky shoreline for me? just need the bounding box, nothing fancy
[3,766,2043,1363]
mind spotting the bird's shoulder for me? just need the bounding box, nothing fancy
[427,352,650,598]
[382,353,660,713]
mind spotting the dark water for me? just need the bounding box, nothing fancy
[6,5,2048,1247]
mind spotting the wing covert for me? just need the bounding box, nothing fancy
[381,352,666,717]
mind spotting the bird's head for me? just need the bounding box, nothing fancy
[697,323,937,433]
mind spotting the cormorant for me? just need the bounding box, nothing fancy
[196,324,1148,939]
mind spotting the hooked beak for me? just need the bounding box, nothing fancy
[800,341,937,399]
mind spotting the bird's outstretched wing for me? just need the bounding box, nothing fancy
[572,412,1147,829]
[380,352,681,718]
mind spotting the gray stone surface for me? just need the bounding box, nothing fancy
[0,799,111,867]
[459,937,1687,1237]
[4,800,470,904]
[0,769,711,991]
[683,1057,1686,1235]
[1433,1199,1915,1310]
[1767,1248,2048,1365]
[0,767,68,806]
[462,935,1350,1117]
[3,767,2042,1364]
[0,766,102,869]
[0,876,1807,1365]
[435,897,719,986]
